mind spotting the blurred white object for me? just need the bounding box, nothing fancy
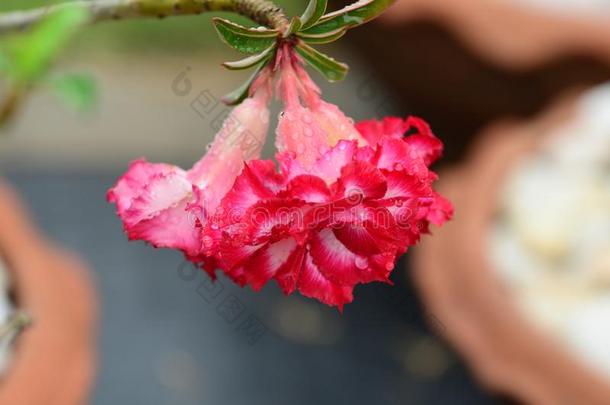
[491,83,610,377]
[0,257,15,375]
[513,0,610,14]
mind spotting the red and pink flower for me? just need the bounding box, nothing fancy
[108,45,452,310]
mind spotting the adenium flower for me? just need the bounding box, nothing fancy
[108,46,452,310]
[201,47,453,309]
[107,70,273,265]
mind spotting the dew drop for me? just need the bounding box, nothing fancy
[304,128,313,138]
[202,235,214,248]
[385,262,394,271]
[260,111,269,124]
[394,163,404,171]
[355,256,369,270]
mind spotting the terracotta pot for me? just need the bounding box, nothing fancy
[412,94,610,405]
[383,0,610,69]
[0,181,97,405]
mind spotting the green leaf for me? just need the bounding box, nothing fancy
[300,0,328,30]
[283,16,302,38]
[295,42,348,82]
[222,60,270,105]
[301,0,394,35]
[2,4,88,85]
[213,18,279,54]
[222,44,276,70]
[297,27,348,44]
[49,73,97,112]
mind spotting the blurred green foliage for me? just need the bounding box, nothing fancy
[50,72,97,111]
[1,4,87,84]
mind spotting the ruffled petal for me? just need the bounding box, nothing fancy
[426,192,454,226]
[394,116,443,166]
[355,116,406,145]
[243,237,300,291]
[108,159,191,224]
[298,249,354,311]
[282,175,332,203]
[337,161,387,200]
[126,200,201,256]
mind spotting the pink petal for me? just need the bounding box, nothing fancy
[126,200,201,256]
[108,159,190,222]
[308,140,358,183]
[276,105,329,168]
[311,101,367,147]
[216,162,277,222]
[426,192,454,226]
[338,161,387,200]
[355,116,406,145]
[188,92,271,212]
[243,238,299,291]
[309,228,389,285]
[298,249,354,311]
[281,175,331,203]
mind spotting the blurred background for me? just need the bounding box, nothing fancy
[1,0,610,404]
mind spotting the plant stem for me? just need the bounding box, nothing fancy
[0,0,290,34]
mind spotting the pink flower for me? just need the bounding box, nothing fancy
[108,45,452,310]
[203,47,453,309]
[108,71,273,263]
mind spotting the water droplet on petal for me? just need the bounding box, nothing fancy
[385,262,394,271]
[394,163,404,171]
[304,128,313,138]
[260,111,269,124]
[355,256,369,270]
[202,235,214,248]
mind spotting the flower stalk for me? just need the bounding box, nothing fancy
[0,0,290,34]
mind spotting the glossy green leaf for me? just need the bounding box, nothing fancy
[300,0,328,30]
[301,0,394,35]
[2,4,88,84]
[297,27,347,44]
[49,73,97,112]
[213,18,279,54]
[222,60,270,105]
[295,42,348,82]
[222,44,276,70]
